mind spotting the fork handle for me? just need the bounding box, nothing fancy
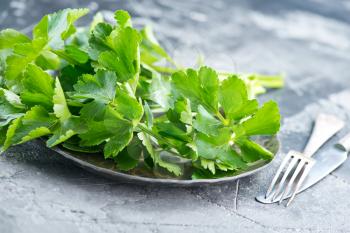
[303,114,344,157]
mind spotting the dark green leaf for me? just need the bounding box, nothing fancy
[58,65,83,91]
[138,132,182,176]
[155,122,190,142]
[115,148,139,171]
[79,100,107,122]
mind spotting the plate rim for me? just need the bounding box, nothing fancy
[46,136,280,186]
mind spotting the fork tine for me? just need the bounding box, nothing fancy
[271,156,300,202]
[286,161,315,207]
[265,153,294,198]
[277,161,306,204]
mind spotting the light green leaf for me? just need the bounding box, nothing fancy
[0,49,12,84]
[114,90,143,123]
[98,27,141,82]
[3,8,88,91]
[194,133,221,160]
[0,89,23,127]
[53,78,71,121]
[79,106,134,158]
[193,105,221,136]
[114,10,132,28]
[89,12,104,32]
[195,132,246,170]
[88,22,113,60]
[236,137,273,162]
[33,8,89,49]
[201,158,216,174]
[35,50,60,70]
[144,102,153,127]
[21,64,54,110]
[102,107,135,158]
[140,25,173,66]
[2,106,56,150]
[166,98,192,126]
[46,116,85,147]
[197,66,219,112]
[4,38,47,91]
[53,45,89,64]
[172,66,219,112]
[13,106,56,144]
[73,70,117,103]
[21,127,51,143]
[178,98,192,125]
[1,88,24,108]
[0,29,30,49]
[238,101,280,136]
[88,12,141,84]
[149,67,172,109]
[47,128,75,147]
[2,117,21,151]
[219,75,258,121]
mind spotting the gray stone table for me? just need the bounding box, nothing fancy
[1,0,350,232]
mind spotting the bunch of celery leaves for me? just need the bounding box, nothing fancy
[0,9,283,179]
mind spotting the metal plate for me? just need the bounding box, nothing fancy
[46,136,279,186]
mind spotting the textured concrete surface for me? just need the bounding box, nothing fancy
[1,0,350,232]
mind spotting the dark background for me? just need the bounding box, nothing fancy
[1,1,350,232]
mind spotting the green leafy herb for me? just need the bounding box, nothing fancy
[0,8,283,179]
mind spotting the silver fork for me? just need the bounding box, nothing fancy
[265,114,345,206]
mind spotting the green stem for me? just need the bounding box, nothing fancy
[51,49,78,65]
[150,65,178,74]
[216,112,229,126]
[166,56,180,69]
[252,74,285,88]
[137,123,156,138]
[218,71,284,89]
[137,123,178,149]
